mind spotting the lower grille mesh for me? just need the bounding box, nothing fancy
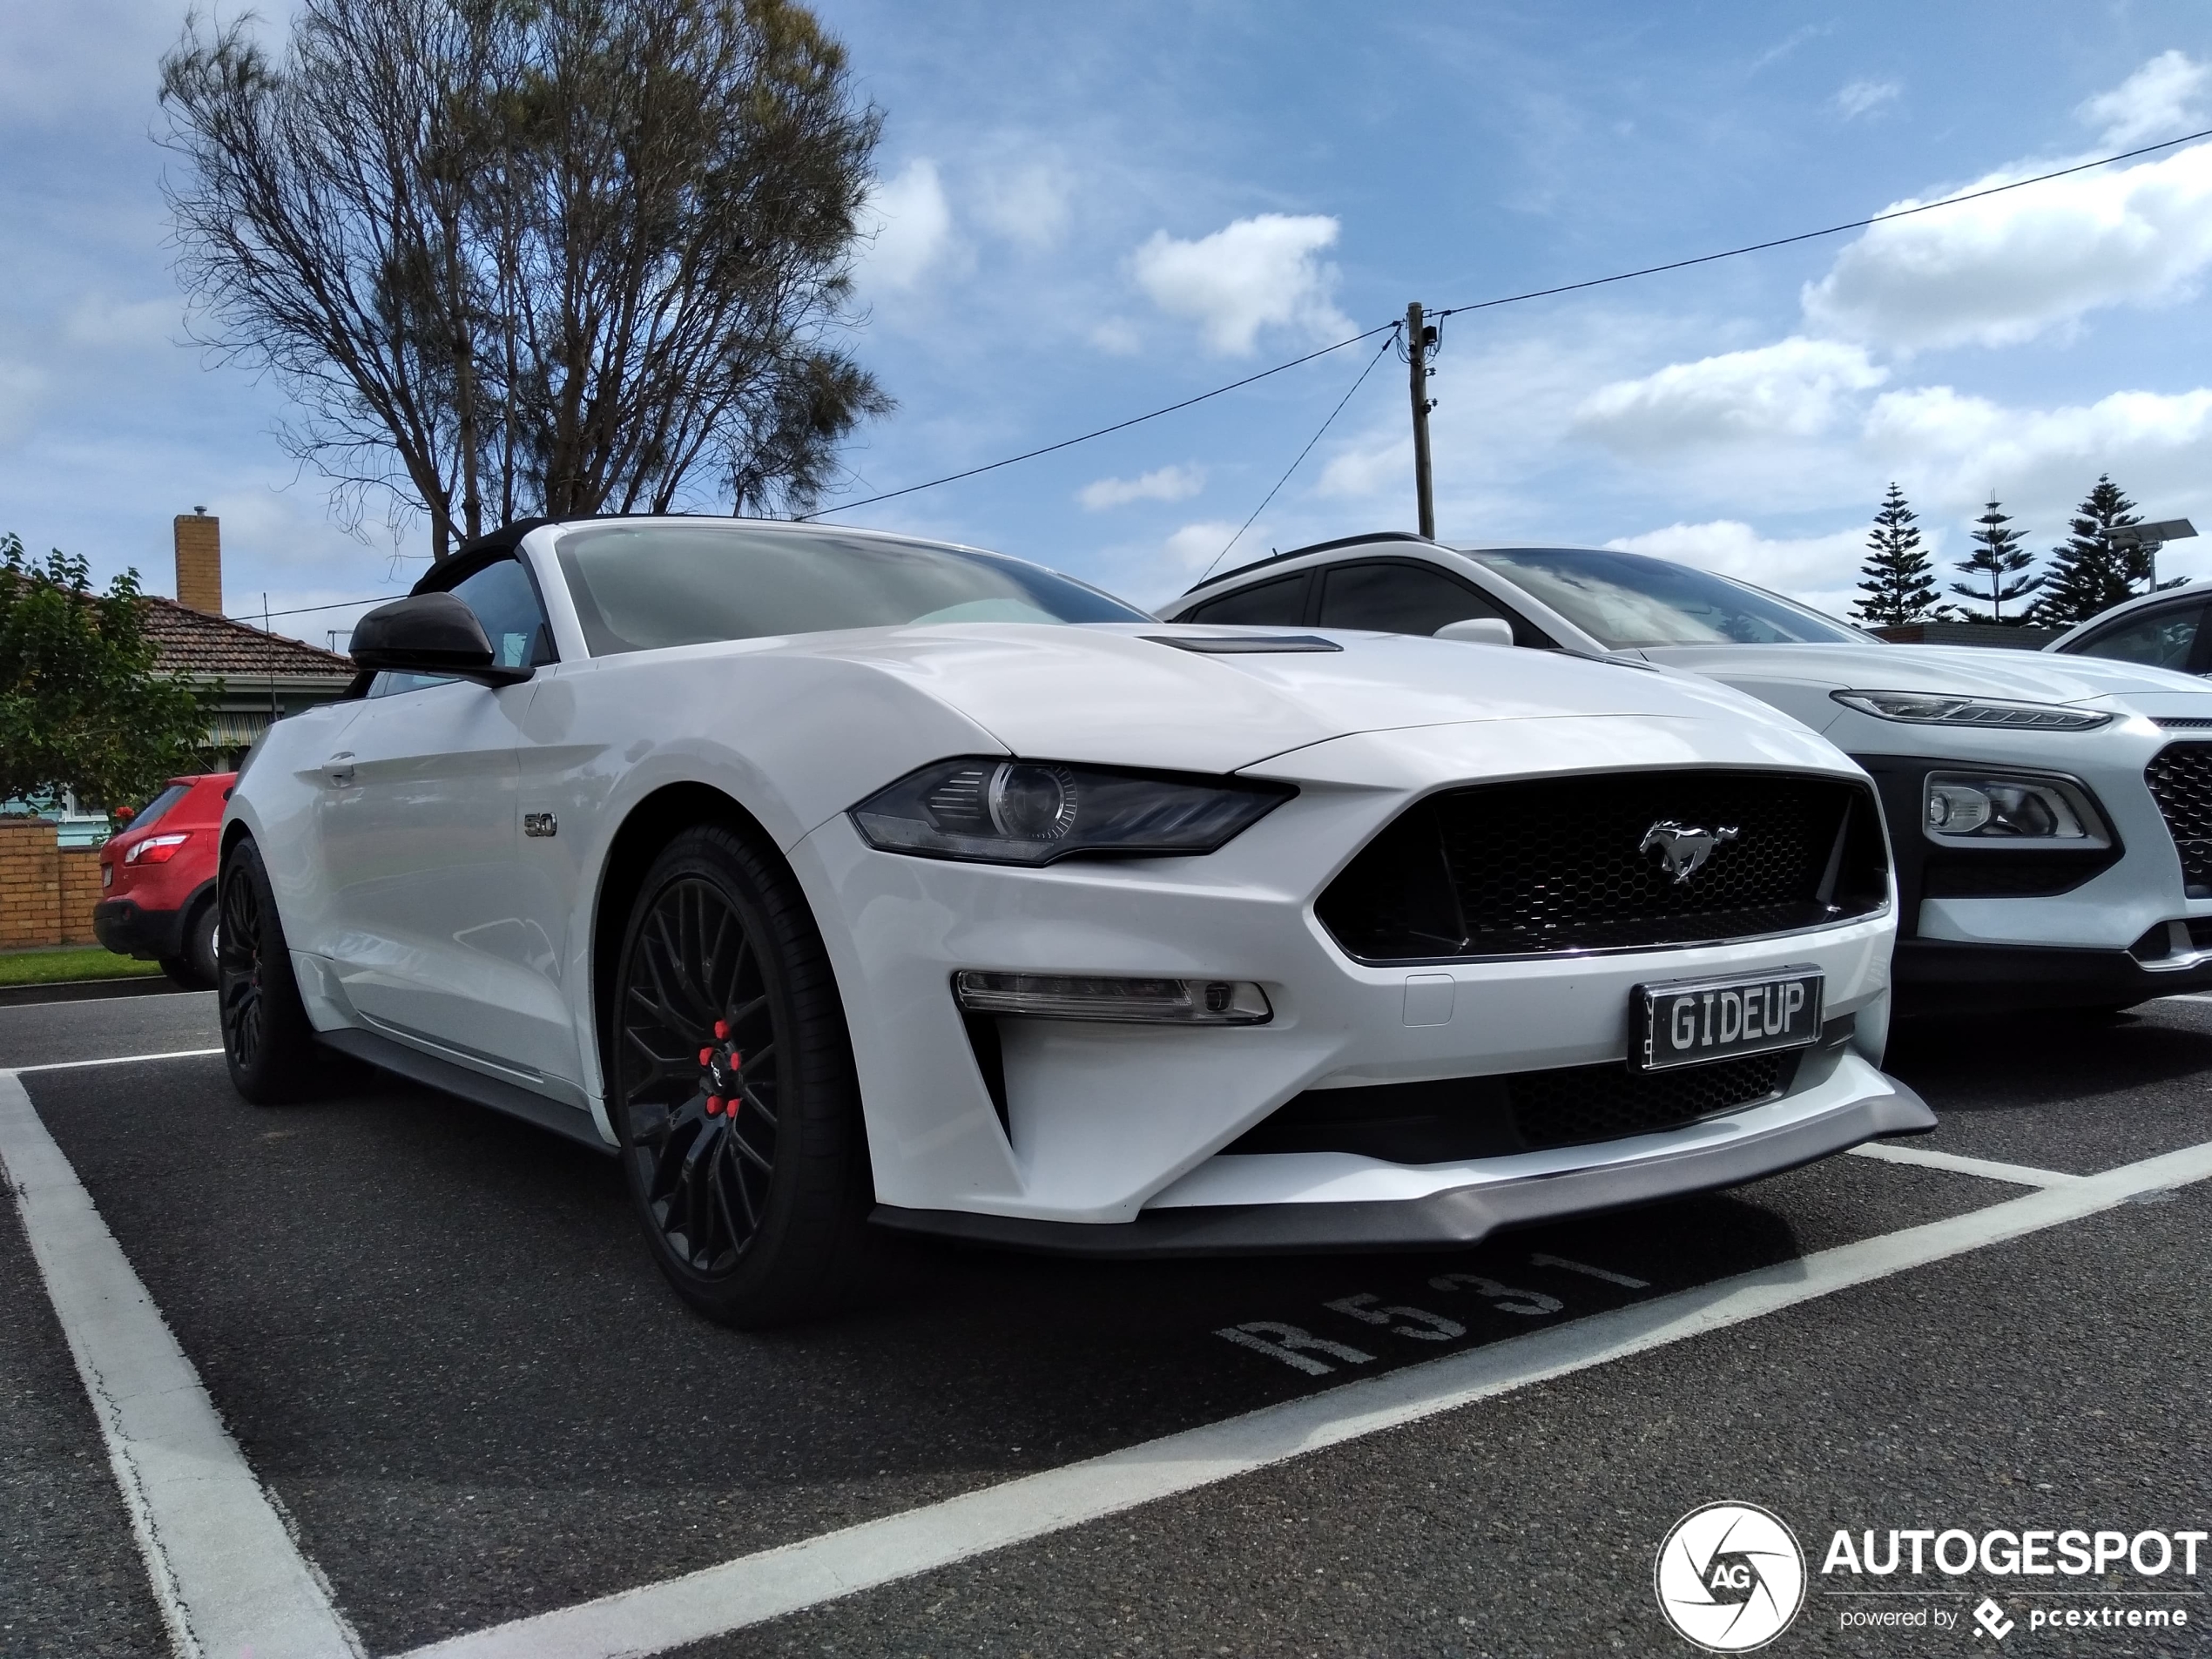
[1224,1051,1797,1163]
[1512,1052,1791,1150]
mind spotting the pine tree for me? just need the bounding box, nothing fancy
[1949,496,2044,623]
[2032,475,2146,625]
[1851,482,1939,626]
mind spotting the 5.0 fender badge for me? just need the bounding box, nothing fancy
[523,812,558,839]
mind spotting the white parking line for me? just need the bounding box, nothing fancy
[1846,1141,2083,1187]
[398,1136,2212,1659]
[17,1048,226,1073]
[0,1071,363,1659]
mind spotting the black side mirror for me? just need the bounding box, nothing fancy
[350,592,532,687]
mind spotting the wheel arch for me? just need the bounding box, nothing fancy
[588,782,808,1102]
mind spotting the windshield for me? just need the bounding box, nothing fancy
[555,523,1149,656]
[1470,547,1865,648]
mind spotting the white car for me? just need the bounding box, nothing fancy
[1172,536,2212,1014]
[219,517,1925,1325]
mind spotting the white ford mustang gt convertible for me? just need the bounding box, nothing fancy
[1172,536,2212,1015]
[219,517,1929,1324]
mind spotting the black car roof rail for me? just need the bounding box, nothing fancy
[1180,530,1438,597]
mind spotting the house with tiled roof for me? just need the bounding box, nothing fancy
[27,516,358,846]
[153,513,357,755]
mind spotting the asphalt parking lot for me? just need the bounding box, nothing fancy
[4,988,2211,1657]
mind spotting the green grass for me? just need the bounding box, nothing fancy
[0,947,166,987]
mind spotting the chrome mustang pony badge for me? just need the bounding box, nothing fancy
[1641,820,1739,883]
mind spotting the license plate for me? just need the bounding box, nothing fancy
[1633,968,1823,1073]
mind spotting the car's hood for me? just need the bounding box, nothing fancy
[1640,641,2212,706]
[766,622,1820,773]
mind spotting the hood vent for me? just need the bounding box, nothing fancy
[1143,633,1342,655]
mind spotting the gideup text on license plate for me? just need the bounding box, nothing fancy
[1632,967,1824,1073]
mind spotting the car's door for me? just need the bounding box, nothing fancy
[2065,601,2209,674]
[314,556,558,1069]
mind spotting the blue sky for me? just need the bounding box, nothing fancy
[5,3,2212,642]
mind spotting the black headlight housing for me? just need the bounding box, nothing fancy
[850,757,1293,867]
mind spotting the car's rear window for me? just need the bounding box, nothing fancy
[127,783,192,829]
[554,523,1150,657]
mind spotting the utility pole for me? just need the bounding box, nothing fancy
[1406,300,1436,539]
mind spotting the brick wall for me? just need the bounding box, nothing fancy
[0,819,63,948]
[58,846,105,945]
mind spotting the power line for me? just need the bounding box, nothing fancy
[796,322,1401,522]
[224,594,401,624]
[1433,125,2212,319]
[212,125,2212,577]
[1198,327,1403,583]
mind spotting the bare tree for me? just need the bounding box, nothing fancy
[162,0,889,559]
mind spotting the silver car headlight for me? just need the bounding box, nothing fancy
[850,757,1293,866]
[1923,771,2109,846]
[1831,690,2113,732]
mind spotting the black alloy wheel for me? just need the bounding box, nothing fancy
[217,838,319,1103]
[622,875,781,1270]
[610,824,869,1326]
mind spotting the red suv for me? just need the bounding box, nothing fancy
[94,772,234,988]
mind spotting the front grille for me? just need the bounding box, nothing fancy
[1223,1052,1797,1163]
[1511,1051,1790,1150]
[1317,770,1888,961]
[2147,744,2212,897]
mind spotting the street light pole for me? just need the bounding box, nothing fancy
[2108,518,2200,592]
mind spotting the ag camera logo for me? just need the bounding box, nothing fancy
[1656,1502,1807,1652]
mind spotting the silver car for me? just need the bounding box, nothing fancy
[1170,534,2212,1015]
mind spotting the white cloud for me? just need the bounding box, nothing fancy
[974,162,1072,251]
[1078,463,1204,511]
[1316,433,1408,500]
[1835,78,1900,119]
[1130,213,1352,355]
[1803,132,2212,351]
[1572,338,1887,456]
[856,158,962,291]
[1163,519,1247,572]
[1088,317,1143,355]
[63,294,178,353]
[2079,50,2209,148]
[1865,382,2212,506]
[0,358,50,447]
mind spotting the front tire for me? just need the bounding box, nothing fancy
[218,838,321,1103]
[610,824,871,1327]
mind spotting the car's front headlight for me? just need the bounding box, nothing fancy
[1923,771,2109,846]
[1831,690,2113,732]
[850,757,1293,866]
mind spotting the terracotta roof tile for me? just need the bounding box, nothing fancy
[141,597,356,680]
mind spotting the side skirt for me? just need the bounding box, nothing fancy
[316,1026,616,1156]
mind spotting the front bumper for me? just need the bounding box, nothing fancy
[791,717,1902,1229]
[91,897,192,961]
[1895,936,2212,1013]
[873,1056,1934,1256]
